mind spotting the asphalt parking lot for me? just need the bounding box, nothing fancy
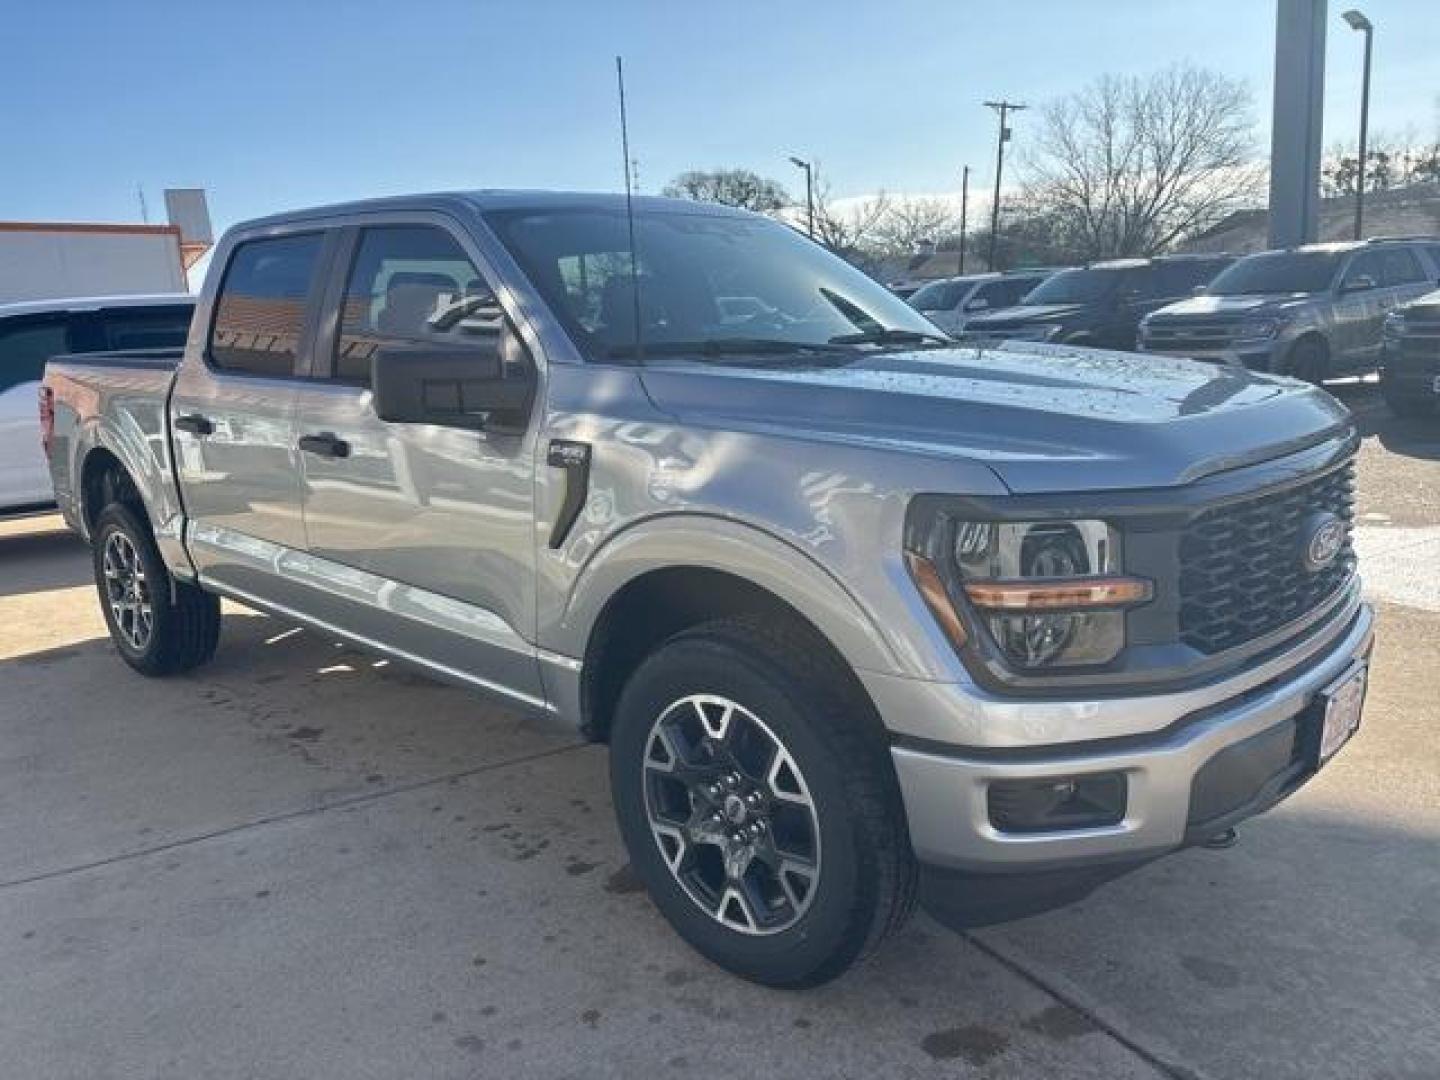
[2,386,1437,1080]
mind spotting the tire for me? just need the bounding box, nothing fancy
[92,502,221,676]
[1286,336,1331,385]
[1382,376,1435,418]
[609,616,917,987]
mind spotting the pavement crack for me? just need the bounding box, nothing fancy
[0,741,587,892]
[963,930,1210,1080]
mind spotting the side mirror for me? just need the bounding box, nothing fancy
[964,297,989,312]
[1191,284,1208,295]
[1341,274,1378,294]
[371,343,532,431]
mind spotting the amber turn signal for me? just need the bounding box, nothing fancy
[963,577,1152,612]
[904,552,968,648]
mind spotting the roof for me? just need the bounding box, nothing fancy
[0,293,194,319]
[235,189,755,232]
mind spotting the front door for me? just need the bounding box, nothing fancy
[171,230,329,602]
[290,221,543,706]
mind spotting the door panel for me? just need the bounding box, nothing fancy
[172,231,327,600]
[293,222,542,702]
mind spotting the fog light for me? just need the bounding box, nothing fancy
[988,772,1127,833]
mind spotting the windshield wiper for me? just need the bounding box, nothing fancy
[827,328,953,346]
[607,338,854,360]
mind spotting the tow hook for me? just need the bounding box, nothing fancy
[1202,827,1239,850]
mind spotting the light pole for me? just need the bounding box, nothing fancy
[983,100,1026,270]
[1342,9,1373,240]
[958,165,970,275]
[789,156,815,239]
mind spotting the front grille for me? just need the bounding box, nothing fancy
[1143,320,1242,353]
[1399,319,1440,372]
[1179,460,1356,654]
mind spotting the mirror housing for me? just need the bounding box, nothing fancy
[371,343,532,432]
[1340,274,1378,294]
[964,297,989,312]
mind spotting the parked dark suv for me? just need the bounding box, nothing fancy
[959,254,1234,350]
[1139,240,1440,381]
[1381,287,1440,416]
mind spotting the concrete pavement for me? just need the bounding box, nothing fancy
[1,389,1437,1079]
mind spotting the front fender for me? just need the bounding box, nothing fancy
[548,513,906,680]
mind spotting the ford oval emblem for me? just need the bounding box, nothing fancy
[1300,513,1346,573]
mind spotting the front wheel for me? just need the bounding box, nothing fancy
[609,618,917,987]
[1286,336,1331,384]
[92,502,221,676]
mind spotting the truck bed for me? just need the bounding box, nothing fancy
[42,349,184,539]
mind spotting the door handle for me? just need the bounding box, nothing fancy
[174,413,214,437]
[298,433,351,459]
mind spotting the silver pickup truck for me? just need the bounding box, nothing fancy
[43,191,1373,987]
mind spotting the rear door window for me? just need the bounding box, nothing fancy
[1377,248,1425,287]
[209,234,324,376]
[0,316,70,394]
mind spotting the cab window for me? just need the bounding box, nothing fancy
[333,226,511,384]
[209,234,324,376]
[1377,248,1425,287]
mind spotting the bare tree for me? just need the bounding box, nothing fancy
[1020,64,1263,259]
[808,173,892,270]
[661,168,791,214]
[1323,133,1440,195]
[869,196,961,258]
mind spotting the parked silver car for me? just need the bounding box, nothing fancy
[1138,239,1440,381]
[907,270,1055,335]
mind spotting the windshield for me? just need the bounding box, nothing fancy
[908,280,969,311]
[1206,251,1343,296]
[485,207,941,359]
[1021,267,1127,305]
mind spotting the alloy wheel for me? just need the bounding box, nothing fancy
[642,694,821,935]
[101,531,153,652]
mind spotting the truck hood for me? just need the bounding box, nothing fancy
[1152,293,1316,319]
[965,303,1084,328]
[638,343,1352,494]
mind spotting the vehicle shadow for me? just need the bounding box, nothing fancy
[1328,379,1440,461]
[0,518,91,599]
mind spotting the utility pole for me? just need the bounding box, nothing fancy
[958,165,969,275]
[983,100,1026,271]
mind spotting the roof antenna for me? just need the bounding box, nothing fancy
[616,55,643,362]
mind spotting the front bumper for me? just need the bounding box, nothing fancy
[1142,339,1283,371]
[888,600,1374,871]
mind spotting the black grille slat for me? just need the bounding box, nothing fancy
[1178,462,1356,654]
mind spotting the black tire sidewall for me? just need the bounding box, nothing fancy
[1288,337,1329,384]
[92,503,175,672]
[610,632,879,987]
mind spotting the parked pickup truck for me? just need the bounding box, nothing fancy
[44,192,1373,987]
[1381,288,1440,417]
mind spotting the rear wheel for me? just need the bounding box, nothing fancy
[93,502,220,676]
[609,617,917,987]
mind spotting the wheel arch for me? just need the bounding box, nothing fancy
[554,516,902,742]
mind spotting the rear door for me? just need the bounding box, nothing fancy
[1334,251,1388,369]
[288,219,544,705]
[0,313,70,508]
[171,229,333,601]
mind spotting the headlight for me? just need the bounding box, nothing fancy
[1383,311,1405,342]
[1235,317,1282,341]
[904,504,1151,670]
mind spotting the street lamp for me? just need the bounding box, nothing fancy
[789,156,815,239]
[1342,9,1374,240]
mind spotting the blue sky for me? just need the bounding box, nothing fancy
[3,0,1436,235]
